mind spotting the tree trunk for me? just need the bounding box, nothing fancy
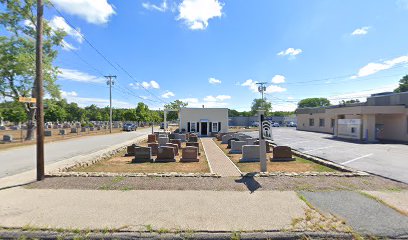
[25,107,36,140]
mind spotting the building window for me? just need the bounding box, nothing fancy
[191,122,196,132]
[351,127,356,133]
[309,118,314,127]
[319,118,325,127]
[212,122,218,132]
[331,119,335,128]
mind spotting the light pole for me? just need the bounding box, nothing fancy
[105,75,116,134]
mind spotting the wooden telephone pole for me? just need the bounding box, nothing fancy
[35,0,45,181]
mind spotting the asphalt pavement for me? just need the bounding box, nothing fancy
[241,128,408,183]
[0,128,153,178]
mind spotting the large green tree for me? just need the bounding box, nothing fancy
[135,102,150,124]
[394,75,408,93]
[250,98,272,116]
[164,100,188,121]
[0,0,65,139]
[297,98,331,108]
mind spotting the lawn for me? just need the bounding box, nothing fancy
[73,140,210,173]
[213,138,337,173]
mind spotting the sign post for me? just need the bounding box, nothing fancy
[258,110,268,172]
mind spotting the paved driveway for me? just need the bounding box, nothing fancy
[242,128,408,183]
[0,128,153,178]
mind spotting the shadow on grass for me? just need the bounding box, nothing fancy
[235,174,262,193]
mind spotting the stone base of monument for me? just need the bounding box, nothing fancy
[132,147,152,163]
[270,157,296,162]
[155,146,176,162]
[180,146,199,162]
[270,146,296,162]
[239,145,260,162]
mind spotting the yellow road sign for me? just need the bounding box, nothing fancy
[18,97,37,103]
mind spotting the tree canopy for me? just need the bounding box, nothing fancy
[297,98,331,108]
[164,100,188,121]
[394,75,408,93]
[250,98,272,116]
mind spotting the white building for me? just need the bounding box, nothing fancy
[179,108,229,136]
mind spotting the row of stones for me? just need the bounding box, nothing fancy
[47,172,220,178]
[243,171,370,177]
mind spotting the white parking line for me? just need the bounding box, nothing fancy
[341,154,373,165]
[303,146,333,153]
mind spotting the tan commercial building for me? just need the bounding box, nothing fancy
[296,92,408,143]
[179,108,229,136]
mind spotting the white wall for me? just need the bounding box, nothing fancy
[179,108,229,135]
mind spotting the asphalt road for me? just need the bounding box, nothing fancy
[242,128,408,183]
[0,128,153,178]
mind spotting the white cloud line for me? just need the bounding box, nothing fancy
[203,95,231,102]
[58,68,105,83]
[161,91,175,98]
[51,0,116,25]
[277,48,303,57]
[208,77,221,85]
[177,0,223,30]
[142,0,168,12]
[352,55,408,78]
[129,80,160,90]
[49,16,83,43]
[351,26,370,36]
[271,75,285,84]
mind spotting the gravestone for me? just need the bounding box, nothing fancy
[97,126,101,131]
[240,145,260,162]
[170,139,182,148]
[216,133,227,141]
[271,146,295,162]
[169,133,176,140]
[229,140,246,154]
[178,134,187,142]
[59,129,66,135]
[254,140,271,153]
[148,134,157,143]
[71,128,78,133]
[0,126,6,130]
[89,127,95,131]
[189,135,198,143]
[155,146,176,162]
[180,146,199,162]
[45,130,52,137]
[165,143,179,155]
[81,127,87,133]
[186,142,200,155]
[222,134,234,144]
[132,147,152,163]
[158,137,169,146]
[148,143,159,156]
[227,138,240,149]
[2,135,12,142]
[125,144,138,156]
[238,135,251,141]
[246,138,256,145]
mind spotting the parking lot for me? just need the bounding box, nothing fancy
[243,128,408,183]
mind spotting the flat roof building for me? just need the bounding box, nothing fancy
[295,92,408,143]
[179,108,229,136]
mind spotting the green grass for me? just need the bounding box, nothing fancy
[294,157,337,172]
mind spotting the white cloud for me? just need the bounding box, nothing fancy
[58,68,105,83]
[209,77,221,85]
[59,90,133,108]
[49,16,83,43]
[177,0,223,30]
[203,95,231,102]
[351,26,370,36]
[161,91,175,98]
[241,79,258,92]
[352,55,408,78]
[327,83,399,104]
[130,80,160,89]
[277,48,303,58]
[271,75,285,84]
[60,90,78,97]
[265,85,287,93]
[51,0,116,24]
[61,40,78,51]
[272,102,298,112]
[142,0,168,12]
[287,96,294,100]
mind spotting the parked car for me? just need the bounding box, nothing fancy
[122,123,137,131]
[160,122,168,129]
[287,122,297,127]
[272,122,280,127]
[251,121,260,127]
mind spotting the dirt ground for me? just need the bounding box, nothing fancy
[213,138,337,173]
[26,175,408,192]
[73,140,210,173]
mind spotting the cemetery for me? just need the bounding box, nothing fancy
[73,132,210,174]
[214,132,338,173]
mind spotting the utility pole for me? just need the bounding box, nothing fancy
[105,75,116,134]
[256,82,268,172]
[35,0,45,181]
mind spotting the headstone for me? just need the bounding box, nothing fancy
[240,145,260,162]
[44,130,52,137]
[246,138,256,145]
[216,133,227,141]
[221,134,234,144]
[170,139,182,148]
[158,137,169,146]
[148,134,157,143]
[148,143,159,156]
[254,140,271,153]
[227,138,240,149]
[155,146,176,162]
[97,126,101,131]
[71,128,78,133]
[238,135,251,141]
[59,129,66,135]
[132,147,152,163]
[178,134,187,142]
[229,140,246,154]
[0,126,6,130]
[2,135,12,142]
[165,143,179,155]
[271,146,295,162]
[89,127,95,131]
[189,135,198,143]
[180,146,199,162]
[169,133,176,140]
[125,144,138,156]
[81,127,87,133]
[186,142,200,155]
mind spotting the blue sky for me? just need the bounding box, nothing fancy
[36,0,408,111]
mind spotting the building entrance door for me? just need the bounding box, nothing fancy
[201,122,208,136]
[375,124,384,140]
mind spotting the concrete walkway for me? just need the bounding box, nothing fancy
[0,188,306,231]
[201,138,241,177]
